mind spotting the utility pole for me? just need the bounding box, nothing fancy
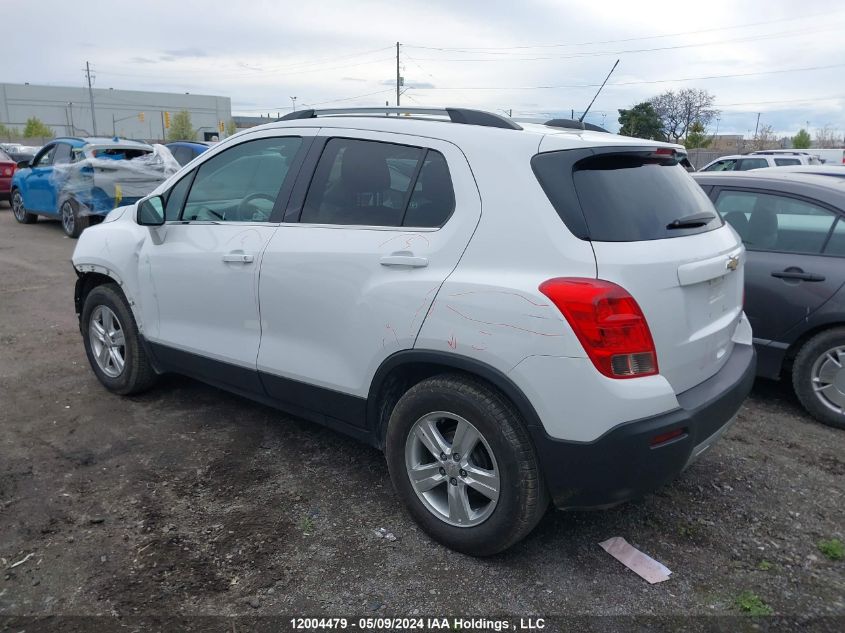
[754,112,761,137]
[396,42,401,107]
[67,102,75,135]
[290,96,297,112]
[85,61,97,135]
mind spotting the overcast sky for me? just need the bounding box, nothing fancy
[6,0,845,137]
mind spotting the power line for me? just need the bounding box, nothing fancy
[403,9,844,52]
[405,24,839,63]
[407,62,845,91]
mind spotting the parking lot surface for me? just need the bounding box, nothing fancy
[1,203,843,619]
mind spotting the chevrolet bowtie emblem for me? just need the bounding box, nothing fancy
[726,256,739,271]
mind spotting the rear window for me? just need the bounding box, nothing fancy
[533,149,722,241]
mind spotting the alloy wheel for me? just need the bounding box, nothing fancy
[404,411,500,527]
[61,201,75,235]
[12,191,25,221]
[811,345,845,415]
[88,305,126,378]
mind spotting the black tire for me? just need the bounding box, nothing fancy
[385,374,548,556]
[81,284,157,395]
[10,189,37,224]
[60,197,90,238]
[792,327,845,430]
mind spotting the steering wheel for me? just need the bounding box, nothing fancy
[237,193,276,221]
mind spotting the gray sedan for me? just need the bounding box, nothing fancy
[693,171,845,429]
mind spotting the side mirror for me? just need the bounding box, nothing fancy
[16,160,30,169]
[137,195,165,226]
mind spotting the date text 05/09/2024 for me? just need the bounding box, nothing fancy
[290,617,546,631]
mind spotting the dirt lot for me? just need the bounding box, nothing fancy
[0,203,843,625]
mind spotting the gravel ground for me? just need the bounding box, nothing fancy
[0,203,843,626]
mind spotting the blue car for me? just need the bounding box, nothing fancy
[10,137,179,237]
[166,141,212,166]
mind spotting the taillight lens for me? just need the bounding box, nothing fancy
[1,164,12,177]
[539,278,658,379]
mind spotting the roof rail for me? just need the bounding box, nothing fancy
[278,106,522,130]
[544,118,609,133]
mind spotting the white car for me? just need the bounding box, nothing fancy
[72,107,755,555]
[700,152,818,171]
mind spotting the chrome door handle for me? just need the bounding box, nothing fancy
[380,254,429,268]
[222,252,254,263]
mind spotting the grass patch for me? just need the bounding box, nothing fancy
[735,591,773,616]
[299,516,315,535]
[757,560,773,571]
[818,539,844,561]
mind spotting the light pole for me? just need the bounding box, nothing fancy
[290,96,297,112]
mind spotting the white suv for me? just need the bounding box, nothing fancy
[700,152,820,172]
[72,107,755,555]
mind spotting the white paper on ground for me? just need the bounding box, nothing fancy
[599,537,672,584]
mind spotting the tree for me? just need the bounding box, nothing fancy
[684,120,711,149]
[792,128,811,149]
[225,119,237,137]
[649,89,718,143]
[814,125,841,149]
[167,110,195,141]
[617,102,664,140]
[749,124,777,152]
[0,123,21,140]
[23,117,54,139]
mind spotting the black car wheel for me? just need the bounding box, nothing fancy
[60,198,91,238]
[385,374,548,555]
[792,327,845,429]
[11,189,37,224]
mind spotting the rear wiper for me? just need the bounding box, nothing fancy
[666,212,716,229]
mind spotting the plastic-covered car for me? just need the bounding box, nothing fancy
[10,137,180,237]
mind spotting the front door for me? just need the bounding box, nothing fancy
[137,132,310,391]
[713,187,845,343]
[23,144,56,212]
[256,131,481,425]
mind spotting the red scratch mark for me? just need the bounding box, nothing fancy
[471,345,487,351]
[447,290,550,307]
[447,334,457,349]
[479,330,493,336]
[409,286,441,336]
[444,305,563,337]
[385,323,399,343]
[379,233,431,249]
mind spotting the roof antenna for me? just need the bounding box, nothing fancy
[579,59,619,123]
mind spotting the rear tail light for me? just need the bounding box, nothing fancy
[539,278,658,379]
[1,164,12,177]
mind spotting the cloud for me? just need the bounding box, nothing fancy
[161,48,208,58]
[129,57,157,64]
[342,77,367,82]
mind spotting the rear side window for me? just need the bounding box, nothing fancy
[703,159,736,171]
[533,149,722,241]
[736,158,769,171]
[825,219,845,256]
[774,158,801,166]
[301,138,454,227]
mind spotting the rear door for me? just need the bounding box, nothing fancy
[534,146,744,394]
[712,186,845,344]
[256,131,480,422]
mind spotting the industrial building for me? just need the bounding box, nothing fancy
[0,83,232,142]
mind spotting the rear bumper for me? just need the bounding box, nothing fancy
[530,342,756,509]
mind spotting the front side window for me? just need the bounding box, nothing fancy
[53,143,72,165]
[181,136,302,222]
[164,172,195,221]
[714,190,838,253]
[703,159,736,172]
[32,145,56,167]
